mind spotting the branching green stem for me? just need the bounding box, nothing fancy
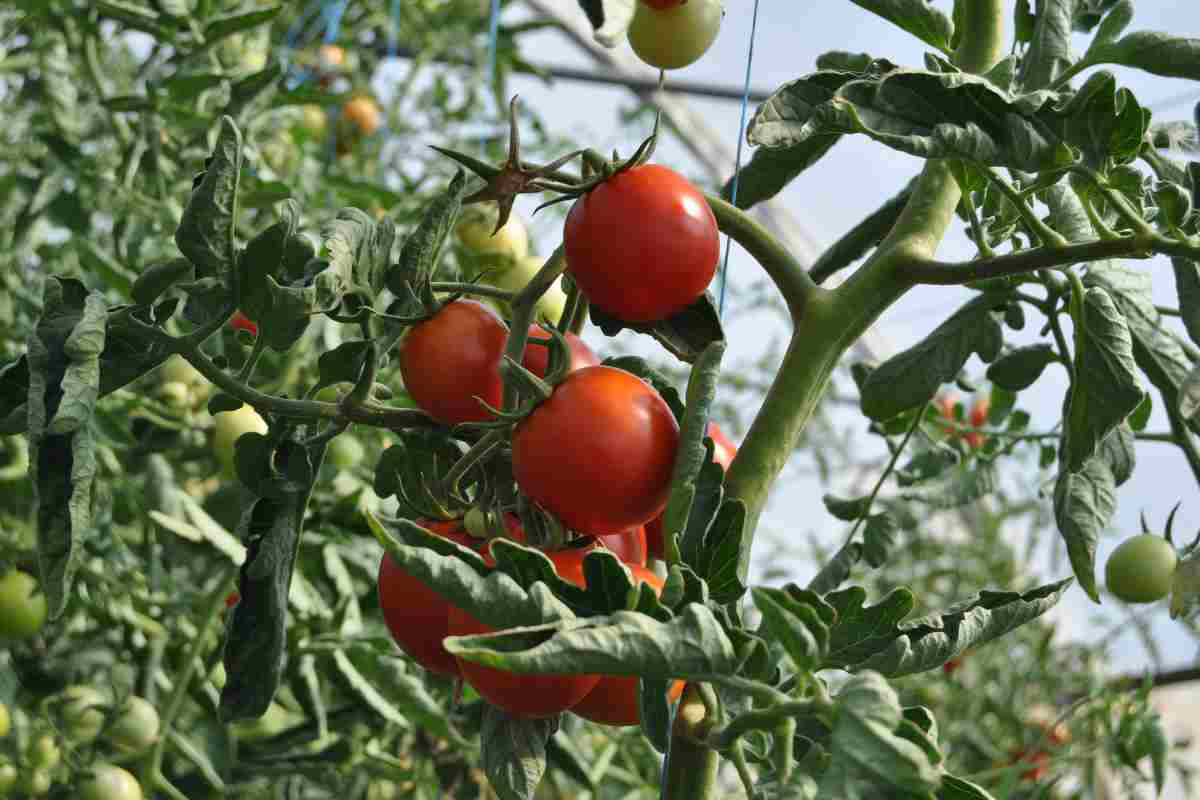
[430,281,514,301]
[500,246,566,411]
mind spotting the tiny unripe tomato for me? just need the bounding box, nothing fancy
[341,96,381,138]
[565,164,719,322]
[20,769,52,797]
[230,310,258,337]
[646,422,736,560]
[109,697,160,754]
[448,547,600,717]
[58,685,108,743]
[570,565,684,726]
[513,366,679,535]
[0,764,15,793]
[379,518,523,676]
[398,300,508,425]
[628,0,723,71]
[0,569,48,639]
[158,381,192,410]
[30,734,60,769]
[475,255,569,325]
[521,324,600,379]
[594,526,648,567]
[212,404,269,477]
[299,104,328,139]
[78,763,144,800]
[0,703,8,738]
[326,435,364,470]
[457,211,529,260]
[159,354,206,388]
[1106,534,1178,603]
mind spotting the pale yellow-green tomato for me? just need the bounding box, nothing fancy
[209,661,227,690]
[109,697,160,754]
[628,0,723,71]
[0,704,8,738]
[0,764,17,794]
[78,763,144,800]
[29,734,60,770]
[158,355,210,404]
[299,104,328,139]
[0,569,48,640]
[456,209,529,260]
[480,255,568,325]
[212,404,269,477]
[218,28,270,73]
[367,780,399,800]
[20,769,52,797]
[158,381,192,410]
[58,685,108,743]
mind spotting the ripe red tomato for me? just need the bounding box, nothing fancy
[398,300,507,425]
[942,657,963,676]
[230,310,258,337]
[564,164,719,323]
[965,396,990,449]
[342,96,381,137]
[521,324,599,379]
[225,591,240,609]
[378,517,523,676]
[1010,748,1049,782]
[646,422,736,560]
[569,564,684,726]
[513,366,679,535]
[448,547,600,718]
[593,526,648,566]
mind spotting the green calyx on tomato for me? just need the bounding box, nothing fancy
[570,564,684,726]
[628,0,723,71]
[211,404,269,478]
[447,546,600,717]
[398,299,508,425]
[513,365,679,535]
[78,763,144,800]
[0,569,48,640]
[565,164,719,323]
[1105,533,1178,604]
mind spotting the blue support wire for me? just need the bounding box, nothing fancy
[483,0,502,156]
[716,0,762,318]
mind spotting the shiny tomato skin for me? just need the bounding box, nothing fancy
[378,518,523,676]
[646,422,736,560]
[564,164,719,323]
[448,548,600,718]
[398,300,508,425]
[570,565,684,726]
[521,324,600,379]
[593,526,648,566]
[1105,533,1178,603]
[628,0,722,71]
[513,366,679,535]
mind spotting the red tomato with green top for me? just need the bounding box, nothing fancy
[448,547,600,718]
[564,164,719,323]
[513,366,679,535]
[398,300,508,425]
[521,324,600,379]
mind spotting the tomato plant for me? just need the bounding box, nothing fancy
[627,0,723,70]
[398,299,508,424]
[513,366,679,534]
[77,764,144,800]
[564,164,719,322]
[480,255,569,324]
[1105,534,1178,603]
[569,565,685,726]
[57,685,107,743]
[594,526,648,566]
[447,547,601,718]
[0,568,47,640]
[326,434,364,470]
[521,324,599,378]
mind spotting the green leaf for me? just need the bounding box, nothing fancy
[986,343,1057,390]
[1054,71,1149,167]
[939,774,998,800]
[480,707,553,800]
[1053,451,1115,604]
[331,650,409,726]
[372,431,461,520]
[861,514,898,568]
[1085,0,1133,50]
[1064,286,1144,472]
[176,116,242,282]
[545,732,596,791]
[161,73,227,103]
[749,70,879,150]
[589,293,725,364]
[848,0,954,53]
[1171,258,1200,348]
[661,340,722,555]
[324,206,396,296]
[824,580,1071,676]
[446,604,739,681]
[1087,31,1200,81]
[720,135,840,210]
[807,543,864,595]
[1019,0,1075,89]
[817,672,941,799]
[823,494,871,521]
[203,6,281,44]
[27,279,106,618]
[861,297,1003,420]
[753,587,829,672]
[386,171,467,310]
[131,258,195,306]
[239,205,297,324]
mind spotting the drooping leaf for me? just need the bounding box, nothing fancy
[1053,452,1115,604]
[480,706,554,800]
[1086,31,1200,81]
[720,135,840,210]
[986,343,1058,390]
[324,206,396,296]
[176,116,242,282]
[753,587,830,672]
[861,297,1003,420]
[1019,0,1076,88]
[203,6,281,44]
[590,293,725,364]
[1063,286,1144,472]
[806,542,864,595]
[386,171,467,313]
[1171,258,1200,348]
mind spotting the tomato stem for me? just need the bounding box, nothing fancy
[663,685,720,800]
[500,246,568,412]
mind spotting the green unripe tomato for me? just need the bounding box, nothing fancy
[299,105,328,140]
[212,404,269,477]
[78,763,144,800]
[231,701,303,742]
[0,703,9,738]
[456,210,529,260]
[58,685,108,743]
[1105,534,1178,603]
[367,780,399,800]
[108,697,160,754]
[29,734,60,770]
[20,769,52,797]
[480,255,569,325]
[326,435,364,470]
[628,0,723,71]
[159,355,205,387]
[0,569,48,639]
[158,381,192,410]
[0,764,16,794]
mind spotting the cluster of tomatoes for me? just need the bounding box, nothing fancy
[377,156,738,721]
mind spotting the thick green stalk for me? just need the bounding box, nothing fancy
[663,687,720,800]
[722,2,1007,575]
